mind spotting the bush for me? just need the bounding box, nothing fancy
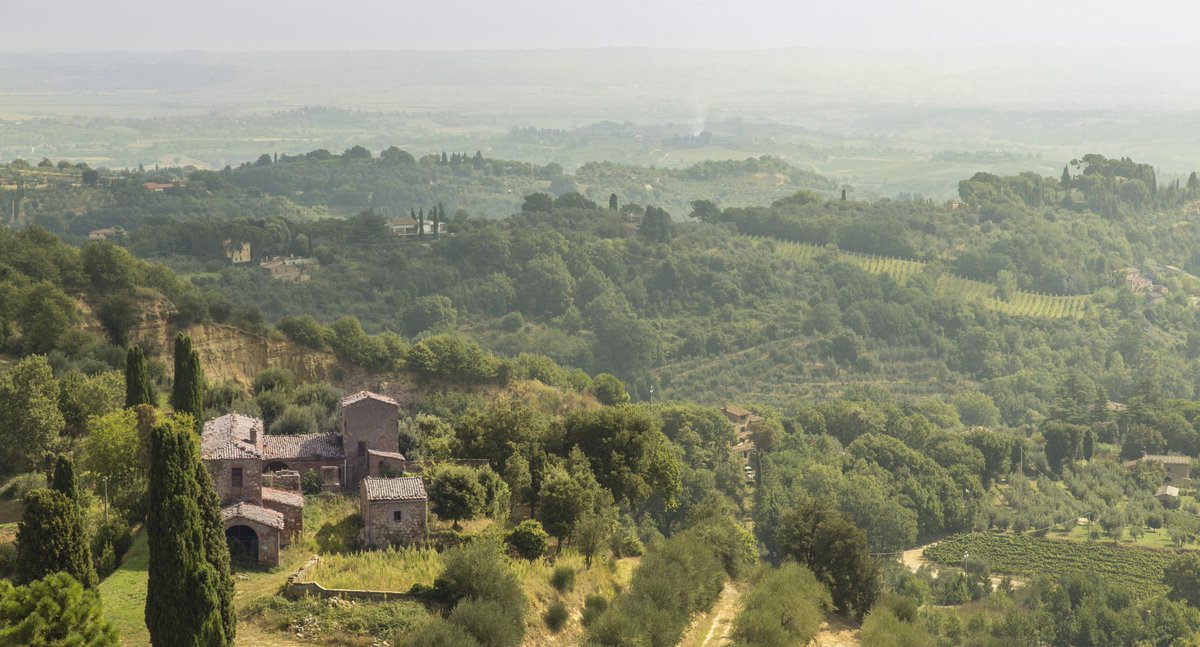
[449,598,523,647]
[0,543,15,579]
[301,469,324,495]
[610,525,644,558]
[244,596,427,642]
[270,405,319,435]
[729,564,830,647]
[858,607,935,647]
[544,602,569,633]
[506,520,549,561]
[433,539,524,611]
[92,518,133,576]
[404,620,481,647]
[9,472,47,500]
[550,565,575,593]
[581,594,608,628]
[252,367,296,395]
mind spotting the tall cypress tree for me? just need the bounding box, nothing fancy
[170,334,204,429]
[145,417,233,646]
[15,488,96,588]
[125,345,155,408]
[51,454,78,503]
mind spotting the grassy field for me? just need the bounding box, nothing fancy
[302,545,442,592]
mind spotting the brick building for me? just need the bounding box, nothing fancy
[360,476,428,547]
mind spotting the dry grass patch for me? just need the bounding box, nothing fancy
[301,546,442,592]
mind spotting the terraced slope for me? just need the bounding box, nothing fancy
[754,237,1092,318]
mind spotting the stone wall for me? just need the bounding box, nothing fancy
[368,453,407,478]
[261,498,303,545]
[361,498,427,547]
[206,457,262,506]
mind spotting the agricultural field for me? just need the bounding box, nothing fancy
[925,532,1180,595]
[757,237,1091,318]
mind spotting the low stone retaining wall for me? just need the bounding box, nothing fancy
[281,555,423,603]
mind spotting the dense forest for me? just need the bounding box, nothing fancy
[8,149,1200,646]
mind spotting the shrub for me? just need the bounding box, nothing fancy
[301,469,324,495]
[269,405,320,435]
[0,543,16,579]
[433,540,524,611]
[581,594,608,628]
[252,367,296,396]
[858,607,935,647]
[550,565,575,593]
[244,596,426,642]
[449,598,523,647]
[9,472,47,500]
[729,564,830,647]
[506,520,549,561]
[404,620,481,647]
[610,525,644,558]
[544,602,569,632]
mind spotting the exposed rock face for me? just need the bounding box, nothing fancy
[91,292,480,406]
[157,323,340,388]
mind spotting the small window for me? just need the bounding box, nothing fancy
[357,441,366,457]
[232,467,243,488]
[393,510,403,522]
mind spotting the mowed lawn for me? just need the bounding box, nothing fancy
[99,530,309,646]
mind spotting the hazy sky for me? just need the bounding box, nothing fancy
[3,0,1200,51]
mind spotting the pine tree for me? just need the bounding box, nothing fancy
[145,417,233,646]
[51,455,78,502]
[16,488,96,588]
[0,573,119,645]
[125,345,155,408]
[170,334,204,429]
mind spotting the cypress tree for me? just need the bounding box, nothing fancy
[170,334,204,429]
[195,460,235,641]
[125,345,155,408]
[16,488,96,588]
[1061,165,1071,190]
[145,417,233,646]
[51,454,78,503]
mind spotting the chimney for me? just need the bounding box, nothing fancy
[249,420,258,445]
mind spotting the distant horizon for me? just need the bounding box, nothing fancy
[4,0,1200,52]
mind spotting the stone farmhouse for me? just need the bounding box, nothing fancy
[360,476,428,547]
[201,390,428,566]
[722,405,762,480]
[1123,454,1192,486]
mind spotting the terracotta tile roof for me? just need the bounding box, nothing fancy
[341,390,399,407]
[201,414,263,460]
[263,433,345,460]
[221,502,285,529]
[367,449,407,461]
[723,405,754,418]
[361,476,426,501]
[261,487,304,509]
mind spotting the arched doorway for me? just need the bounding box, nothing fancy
[263,461,289,473]
[225,525,258,567]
